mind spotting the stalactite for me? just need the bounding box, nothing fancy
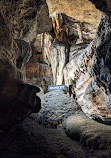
[50,13,68,43]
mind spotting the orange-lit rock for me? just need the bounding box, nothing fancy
[46,0,101,41]
[46,0,101,24]
[0,59,41,129]
[22,62,52,79]
[50,13,68,43]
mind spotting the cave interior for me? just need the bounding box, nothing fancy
[0,0,111,158]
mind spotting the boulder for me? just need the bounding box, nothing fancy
[0,59,42,129]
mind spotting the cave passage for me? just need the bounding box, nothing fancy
[1,0,111,157]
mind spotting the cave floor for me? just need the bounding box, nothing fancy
[0,117,102,158]
[0,91,111,158]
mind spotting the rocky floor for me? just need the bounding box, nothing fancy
[31,91,80,128]
[0,91,111,158]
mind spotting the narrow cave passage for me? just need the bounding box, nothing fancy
[1,0,111,158]
[1,90,111,158]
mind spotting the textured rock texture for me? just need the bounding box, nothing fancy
[46,0,101,24]
[47,0,101,41]
[32,0,111,125]
[64,12,111,124]
[32,91,79,128]
[29,91,111,157]
[21,44,53,86]
[1,1,111,157]
[47,0,111,124]
[15,39,32,68]
[42,32,53,65]
[0,0,51,129]
[43,0,101,87]
[0,0,51,43]
[65,113,111,150]
[0,13,17,65]
[0,116,104,158]
[0,59,41,129]
[0,0,111,133]
[22,62,52,86]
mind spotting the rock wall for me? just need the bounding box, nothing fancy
[42,32,53,65]
[0,0,52,129]
[47,0,101,43]
[63,11,111,124]
[0,58,41,129]
[22,61,52,86]
[0,0,51,43]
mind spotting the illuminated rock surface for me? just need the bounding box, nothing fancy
[50,43,69,85]
[33,90,79,128]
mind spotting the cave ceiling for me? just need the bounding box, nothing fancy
[0,0,110,45]
[46,0,101,25]
[0,0,103,44]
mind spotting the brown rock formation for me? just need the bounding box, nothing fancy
[0,0,51,43]
[22,62,52,80]
[47,0,101,41]
[46,0,101,24]
[42,32,53,64]
[0,59,41,129]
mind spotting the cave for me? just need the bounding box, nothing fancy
[0,0,111,157]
